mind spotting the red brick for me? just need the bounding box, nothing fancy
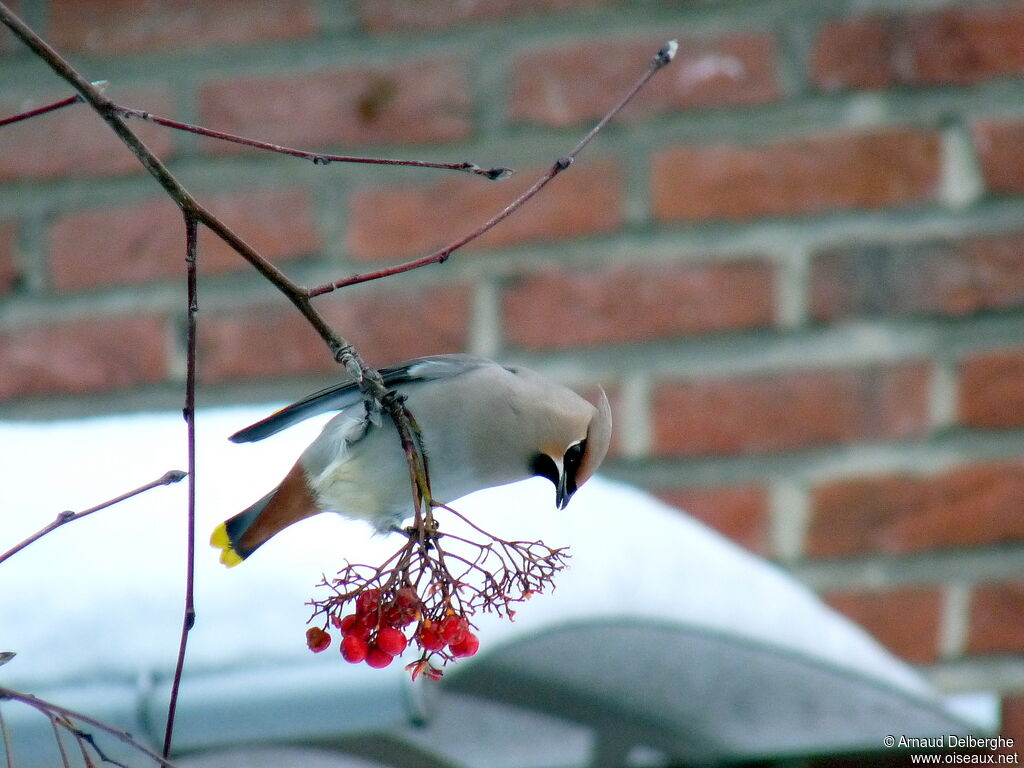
[199,283,471,384]
[959,348,1024,430]
[0,315,167,400]
[652,128,940,223]
[811,234,1024,321]
[811,17,897,92]
[825,586,944,664]
[653,364,931,458]
[968,581,1024,655]
[49,0,316,55]
[812,6,1024,91]
[199,59,470,152]
[807,462,1024,558]
[974,120,1024,196]
[357,0,615,34]
[0,87,175,182]
[655,484,768,553]
[1000,696,1024,755]
[49,188,319,292]
[348,159,623,261]
[511,34,779,128]
[0,220,17,295]
[502,260,774,350]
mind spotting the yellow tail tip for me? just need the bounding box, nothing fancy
[210,522,243,568]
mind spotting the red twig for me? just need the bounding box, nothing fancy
[0,91,508,179]
[0,470,187,566]
[0,80,108,129]
[113,104,511,178]
[308,39,679,296]
[0,93,77,128]
[162,213,199,759]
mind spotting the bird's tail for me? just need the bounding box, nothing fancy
[210,490,274,567]
[210,461,321,567]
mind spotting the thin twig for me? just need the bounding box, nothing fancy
[70,725,94,767]
[66,723,129,768]
[50,715,72,768]
[163,213,199,759]
[0,93,77,128]
[0,470,187,566]
[0,80,107,129]
[0,92,510,178]
[0,705,12,768]
[308,38,679,297]
[114,105,511,178]
[0,688,174,767]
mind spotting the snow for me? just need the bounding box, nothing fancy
[0,405,992,762]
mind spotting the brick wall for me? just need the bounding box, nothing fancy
[2,0,1024,752]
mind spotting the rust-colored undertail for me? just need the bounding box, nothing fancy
[210,462,320,567]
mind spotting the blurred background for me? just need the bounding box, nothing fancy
[1,0,1024,765]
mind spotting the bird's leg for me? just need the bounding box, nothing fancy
[392,517,440,549]
[361,380,388,428]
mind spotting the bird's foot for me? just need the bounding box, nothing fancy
[393,519,439,548]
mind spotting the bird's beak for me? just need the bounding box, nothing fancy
[556,474,571,509]
[555,464,574,510]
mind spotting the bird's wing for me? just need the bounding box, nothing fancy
[229,354,494,443]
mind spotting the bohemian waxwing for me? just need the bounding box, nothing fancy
[211,354,612,566]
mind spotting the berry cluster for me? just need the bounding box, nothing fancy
[306,502,567,680]
[305,585,479,677]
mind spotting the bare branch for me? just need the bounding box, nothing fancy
[163,213,199,759]
[0,81,506,178]
[0,94,77,128]
[0,470,187,566]
[0,81,108,129]
[308,38,679,296]
[0,5,434,594]
[114,104,511,177]
[0,687,175,767]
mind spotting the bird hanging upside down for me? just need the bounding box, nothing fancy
[211,355,613,566]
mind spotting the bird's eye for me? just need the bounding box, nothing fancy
[529,453,559,486]
[564,441,585,472]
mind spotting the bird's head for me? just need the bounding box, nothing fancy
[530,388,612,510]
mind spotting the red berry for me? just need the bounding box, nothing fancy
[381,605,403,628]
[365,644,394,668]
[338,613,373,639]
[417,625,445,652]
[305,626,331,653]
[356,588,381,615]
[376,626,408,656]
[438,615,469,645]
[341,635,368,663]
[449,631,480,658]
[395,586,418,608]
